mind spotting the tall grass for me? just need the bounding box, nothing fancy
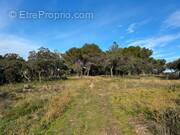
[0,76,179,135]
[109,77,180,135]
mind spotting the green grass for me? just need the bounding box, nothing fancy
[0,76,179,135]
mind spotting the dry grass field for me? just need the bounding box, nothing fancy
[0,76,180,135]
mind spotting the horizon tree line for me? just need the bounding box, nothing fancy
[0,42,179,84]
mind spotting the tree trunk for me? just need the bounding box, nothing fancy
[128,71,131,76]
[87,65,91,76]
[142,70,145,76]
[80,70,83,78]
[87,68,90,76]
[50,69,54,79]
[23,72,30,82]
[38,71,41,82]
[110,66,113,77]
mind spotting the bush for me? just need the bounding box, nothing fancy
[149,108,180,135]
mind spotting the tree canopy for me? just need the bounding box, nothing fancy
[0,42,172,84]
[167,59,180,72]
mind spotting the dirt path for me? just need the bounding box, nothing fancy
[46,77,123,135]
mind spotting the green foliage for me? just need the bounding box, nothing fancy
[0,53,26,83]
[64,47,83,75]
[167,58,180,79]
[27,47,68,82]
[0,42,170,85]
[167,58,180,71]
[122,46,153,58]
[64,42,167,77]
[80,43,103,76]
[64,43,104,76]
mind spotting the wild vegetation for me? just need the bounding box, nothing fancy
[0,76,179,135]
[2,42,177,85]
[0,43,180,135]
